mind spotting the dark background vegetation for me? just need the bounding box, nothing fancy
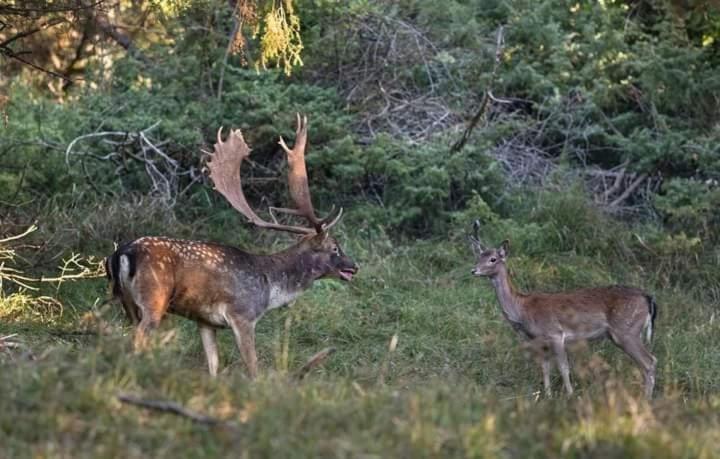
[1,0,719,457]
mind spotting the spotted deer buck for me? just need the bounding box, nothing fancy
[469,223,657,398]
[105,115,358,378]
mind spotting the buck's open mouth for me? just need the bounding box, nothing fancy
[338,268,357,281]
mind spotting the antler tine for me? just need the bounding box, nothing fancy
[321,207,344,232]
[279,113,325,230]
[207,127,314,235]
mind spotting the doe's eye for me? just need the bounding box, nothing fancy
[489,257,497,263]
[332,246,340,254]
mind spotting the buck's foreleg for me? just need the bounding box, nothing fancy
[226,313,257,379]
[199,324,220,377]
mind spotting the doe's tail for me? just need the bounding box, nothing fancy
[645,295,658,343]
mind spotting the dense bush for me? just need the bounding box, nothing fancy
[2,0,719,244]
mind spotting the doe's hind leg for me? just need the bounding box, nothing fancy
[609,330,657,398]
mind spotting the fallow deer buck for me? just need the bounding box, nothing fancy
[105,115,358,378]
[469,223,657,398]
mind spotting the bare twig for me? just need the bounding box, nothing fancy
[294,347,336,381]
[0,48,73,82]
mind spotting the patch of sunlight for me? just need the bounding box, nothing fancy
[151,0,194,16]
[134,75,153,90]
[596,51,630,70]
[703,35,715,47]
[570,3,580,13]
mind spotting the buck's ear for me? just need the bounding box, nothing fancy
[499,239,510,259]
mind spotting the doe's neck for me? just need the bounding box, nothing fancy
[489,264,524,324]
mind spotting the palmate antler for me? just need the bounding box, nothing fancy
[207,115,342,235]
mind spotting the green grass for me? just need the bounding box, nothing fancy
[1,232,720,458]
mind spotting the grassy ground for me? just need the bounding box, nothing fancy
[1,228,719,458]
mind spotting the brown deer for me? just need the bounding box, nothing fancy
[469,223,657,398]
[105,115,358,378]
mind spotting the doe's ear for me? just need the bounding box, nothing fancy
[498,239,510,259]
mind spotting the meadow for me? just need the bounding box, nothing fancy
[1,189,719,458]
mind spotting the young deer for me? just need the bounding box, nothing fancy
[105,115,358,378]
[469,225,657,398]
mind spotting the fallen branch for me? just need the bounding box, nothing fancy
[294,347,336,381]
[0,334,21,350]
[0,333,35,360]
[117,394,237,429]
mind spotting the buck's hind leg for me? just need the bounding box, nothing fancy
[120,299,141,325]
[129,280,172,352]
[199,324,220,377]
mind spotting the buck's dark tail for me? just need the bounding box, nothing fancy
[645,295,658,343]
[105,243,137,297]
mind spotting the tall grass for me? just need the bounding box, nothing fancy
[1,189,719,457]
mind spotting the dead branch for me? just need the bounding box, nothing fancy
[450,25,505,154]
[64,122,202,207]
[1,224,103,291]
[117,394,237,429]
[0,334,21,350]
[609,173,647,208]
[0,333,36,360]
[294,347,336,381]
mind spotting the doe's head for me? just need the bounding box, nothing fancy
[469,221,509,277]
[471,240,509,277]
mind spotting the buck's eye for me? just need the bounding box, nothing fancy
[489,257,497,263]
[332,246,340,254]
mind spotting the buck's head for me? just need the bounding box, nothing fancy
[206,114,359,282]
[468,221,509,278]
[300,232,358,282]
